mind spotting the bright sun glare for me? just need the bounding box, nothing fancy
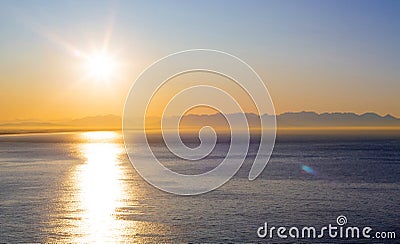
[85,53,116,81]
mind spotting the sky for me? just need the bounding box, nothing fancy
[0,0,399,122]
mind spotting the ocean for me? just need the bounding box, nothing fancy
[0,131,399,242]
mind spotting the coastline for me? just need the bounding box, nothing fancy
[1,126,400,137]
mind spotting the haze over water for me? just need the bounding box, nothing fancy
[0,131,399,242]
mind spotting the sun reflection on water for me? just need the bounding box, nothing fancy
[76,131,125,242]
[53,131,170,242]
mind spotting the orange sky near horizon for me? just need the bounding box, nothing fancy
[1,56,399,122]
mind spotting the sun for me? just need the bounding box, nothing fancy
[85,52,117,81]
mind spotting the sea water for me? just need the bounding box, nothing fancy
[0,131,399,242]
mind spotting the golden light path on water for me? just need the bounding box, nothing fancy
[78,132,124,242]
[52,131,173,242]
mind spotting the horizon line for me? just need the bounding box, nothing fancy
[1,110,399,123]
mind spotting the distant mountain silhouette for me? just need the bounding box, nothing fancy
[276,111,400,127]
[1,112,399,133]
[122,111,400,129]
[0,115,121,133]
[146,111,400,129]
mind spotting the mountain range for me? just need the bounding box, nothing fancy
[1,112,400,133]
[164,111,400,130]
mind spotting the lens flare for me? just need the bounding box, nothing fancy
[301,165,316,175]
